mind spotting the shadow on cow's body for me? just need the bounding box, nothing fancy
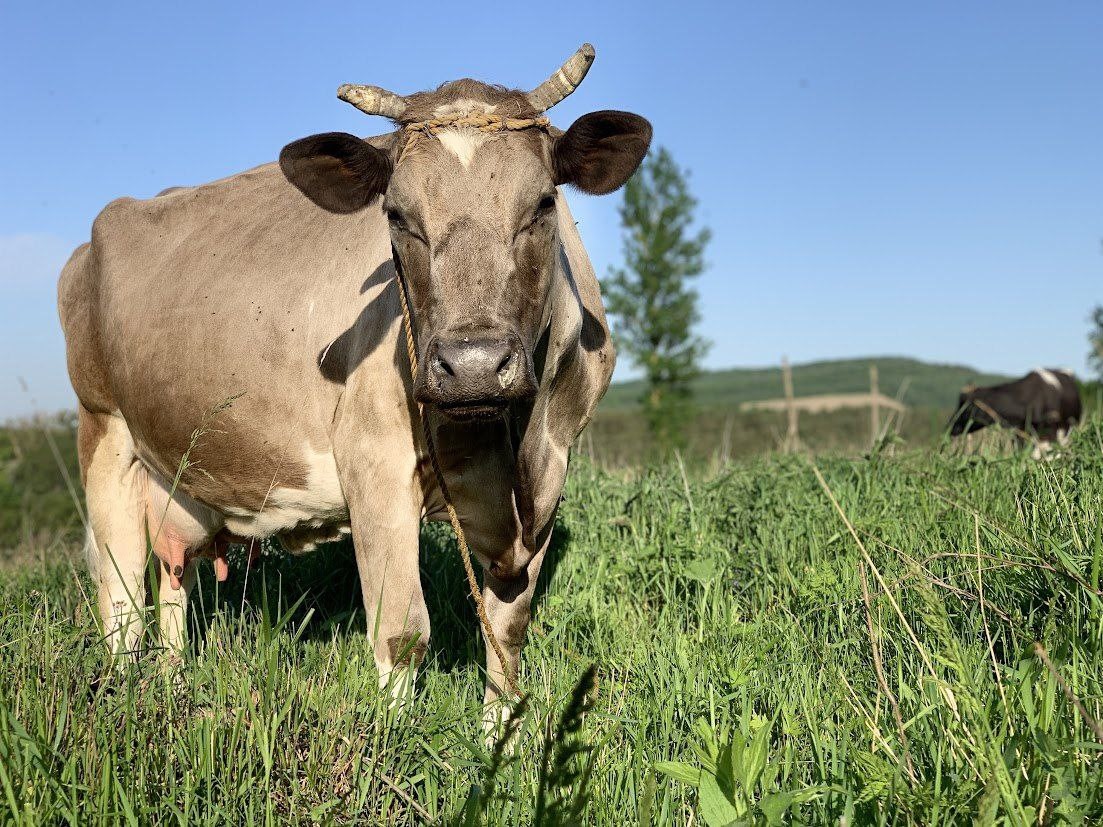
[316,261,401,384]
[58,45,649,716]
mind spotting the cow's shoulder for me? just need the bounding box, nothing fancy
[87,195,137,246]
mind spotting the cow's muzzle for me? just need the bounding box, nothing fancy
[948,403,989,436]
[414,333,537,420]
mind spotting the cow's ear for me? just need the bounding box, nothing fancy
[279,132,392,213]
[552,111,652,195]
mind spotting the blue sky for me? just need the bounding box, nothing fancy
[1,1,1100,418]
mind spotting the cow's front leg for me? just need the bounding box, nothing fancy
[480,539,549,733]
[343,466,428,707]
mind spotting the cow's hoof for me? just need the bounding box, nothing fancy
[481,700,520,752]
[379,665,416,711]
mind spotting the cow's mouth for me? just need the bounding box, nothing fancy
[437,402,508,422]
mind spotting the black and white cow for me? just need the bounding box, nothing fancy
[948,369,1081,451]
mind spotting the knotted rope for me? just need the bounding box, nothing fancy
[397,112,551,165]
[394,268,520,698]
[404,112,551,135]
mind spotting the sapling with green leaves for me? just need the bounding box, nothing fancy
[604,147,711,456]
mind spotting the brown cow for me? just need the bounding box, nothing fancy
[58,44,649,718]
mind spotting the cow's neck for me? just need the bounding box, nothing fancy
[424,409,527,569]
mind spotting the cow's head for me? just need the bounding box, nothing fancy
[280,45,649,421]
[948,385,993,435]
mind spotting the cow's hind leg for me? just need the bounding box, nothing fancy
[144,469,221,654]
[79,408,149,658]
[155,562,195,654]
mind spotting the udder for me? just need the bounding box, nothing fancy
[142,467,258,589]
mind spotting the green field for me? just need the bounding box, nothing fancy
[599,356,1012,412]
[2,415,1102,823]
[0,413,82,565]
[587,357,1017,466]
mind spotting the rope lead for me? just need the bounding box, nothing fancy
[394,271,520,699]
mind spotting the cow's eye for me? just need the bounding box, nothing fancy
[386,210,426,244]
[519,194,557,236]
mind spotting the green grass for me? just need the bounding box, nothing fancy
[2,422,1103,824]
[599,356,1012,412]
[0,413,83,562]
[586,404,955,467]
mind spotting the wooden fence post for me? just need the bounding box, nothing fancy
[870,364,880,446]
[720,412,734,466]
[783,356,799,452]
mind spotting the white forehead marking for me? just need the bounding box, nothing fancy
[436,129,488,169]
[1033,368,1061,390]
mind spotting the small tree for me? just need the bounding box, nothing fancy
[604,147,711,455]
[1090,305,1103,381]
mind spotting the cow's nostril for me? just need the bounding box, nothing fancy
[434,356,455,377]
[495,352,514,374]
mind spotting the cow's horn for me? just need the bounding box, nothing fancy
[337,84,408,120]
[526,43,596,113]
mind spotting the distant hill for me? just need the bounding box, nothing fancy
[599,356,1014,412]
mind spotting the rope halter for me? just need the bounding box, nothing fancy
[403,113,551,136]
[397,112,552,165]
